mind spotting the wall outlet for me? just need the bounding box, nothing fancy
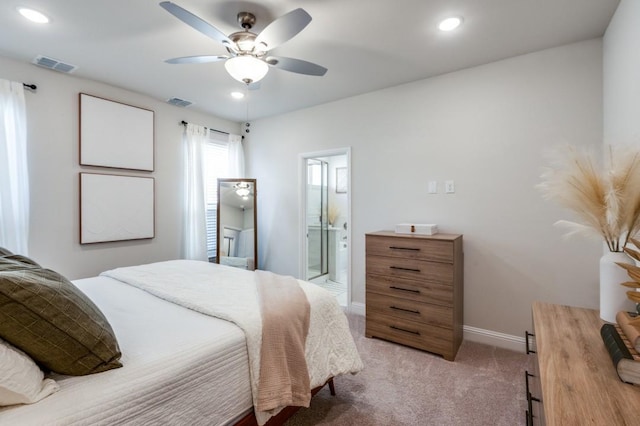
[428,181,437,194]
[445,180,455,193]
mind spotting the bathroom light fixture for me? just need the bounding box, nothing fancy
[17,7,49,23]
[224,56,269,85]
[438,16,462,31]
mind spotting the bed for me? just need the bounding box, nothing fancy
[0,259,363,425]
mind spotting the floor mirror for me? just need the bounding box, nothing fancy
[216,178,257,270]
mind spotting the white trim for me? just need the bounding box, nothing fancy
[353,303,525,352]
[349,302,366,316]
[463,325,525,353]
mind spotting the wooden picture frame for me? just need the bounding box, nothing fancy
[80,173,155,244]
[79,93,154,171]
[336,167,347,193]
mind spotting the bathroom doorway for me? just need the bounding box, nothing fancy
[300,148,350,308]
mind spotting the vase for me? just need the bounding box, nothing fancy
[600,251,635,323]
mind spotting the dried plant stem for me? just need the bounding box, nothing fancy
[538,144,640,252]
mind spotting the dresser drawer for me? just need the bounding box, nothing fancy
[367,255,453,284]
[366,313,453,358]
[366,274,453,307]
[366,235,453,263]
[367,291,452,328]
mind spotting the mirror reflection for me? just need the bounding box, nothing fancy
[216,178,257,270]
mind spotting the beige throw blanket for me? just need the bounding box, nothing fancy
[100,260,364,425]
[256,270,311,411]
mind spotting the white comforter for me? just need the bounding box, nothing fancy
[101,260,363,425]
[0,276,253,426]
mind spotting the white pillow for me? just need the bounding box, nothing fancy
[0,338,60,406]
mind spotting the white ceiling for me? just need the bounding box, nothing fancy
[0,0,619,122]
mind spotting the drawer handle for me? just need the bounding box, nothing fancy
[389,246,421,251]
[389,325,420,335]
[389,286,420,294]
[390,266,421,273]
[390,306,420,315]
[525,331,536,354]
[525,371,541,403]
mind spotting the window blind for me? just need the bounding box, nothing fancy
[204,134,229,260]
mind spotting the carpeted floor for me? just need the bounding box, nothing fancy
[286,313,531,425]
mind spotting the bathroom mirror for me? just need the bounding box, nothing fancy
[216,178,257,270]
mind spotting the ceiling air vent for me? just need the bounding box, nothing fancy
[33,55,77,73]
[166,97,193,107]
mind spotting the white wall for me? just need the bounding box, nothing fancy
[246,39,604,337]
[0,55,240,279]
[603,0,640,147]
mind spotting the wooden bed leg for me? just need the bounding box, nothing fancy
[328,378,336,396]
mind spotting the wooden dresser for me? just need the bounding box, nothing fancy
[365,231,463,361]
[528,302,640,425]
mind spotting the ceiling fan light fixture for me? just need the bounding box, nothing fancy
[225,56,269,84]
[438,16,462,32]
[235,182,251,197]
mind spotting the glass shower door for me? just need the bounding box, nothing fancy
[307,159,328,280]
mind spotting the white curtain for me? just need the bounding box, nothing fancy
[182,123,208,260]
[0,80,29,255]
[227,133,245,178]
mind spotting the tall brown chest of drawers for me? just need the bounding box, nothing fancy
[365,231,463,361]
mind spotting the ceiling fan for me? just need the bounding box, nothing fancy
[159,1,328,85]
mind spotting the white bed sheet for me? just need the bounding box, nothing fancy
[0,276,253,426]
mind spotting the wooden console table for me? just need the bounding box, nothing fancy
[531,302,640,425]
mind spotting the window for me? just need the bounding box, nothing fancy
[203,133,229,260]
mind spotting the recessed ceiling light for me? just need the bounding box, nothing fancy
[438,16,462,32]
[17,7,50,24]
[231,91,245,99]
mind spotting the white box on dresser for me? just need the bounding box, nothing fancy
[394,223,438,235]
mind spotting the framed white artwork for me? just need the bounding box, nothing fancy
[79,93,154,171]
[80,173,155,244]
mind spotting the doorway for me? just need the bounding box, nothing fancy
[300,148,351,308]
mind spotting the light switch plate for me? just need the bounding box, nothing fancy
[445,180,455,193]
[428,181,437,194]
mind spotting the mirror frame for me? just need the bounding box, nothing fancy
[216,178,258,270]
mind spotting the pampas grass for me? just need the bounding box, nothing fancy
[328,204,340,226]
[538,144,640,252]
[617,238,640,312]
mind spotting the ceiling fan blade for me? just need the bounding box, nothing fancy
[254,8,312,51]
[165,55,229,64]
[160,1,233,48]
[265,56,327,76]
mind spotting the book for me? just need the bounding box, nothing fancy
[600,323,640,385]
[616,311,640,351]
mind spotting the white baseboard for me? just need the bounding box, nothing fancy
[348,302,525,353]
[348,301,366,316]
[463,325,525,353]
